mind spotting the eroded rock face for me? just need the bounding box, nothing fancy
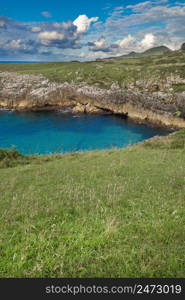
[72,102,102,113]
[72,103,85,113]
[0,72,75,109]
[0,71,185,128]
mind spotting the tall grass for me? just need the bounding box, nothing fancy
[0,131,185,277]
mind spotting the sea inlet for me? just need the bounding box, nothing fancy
[0,110,170,155]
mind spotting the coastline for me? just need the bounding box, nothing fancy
[0,71,185,129]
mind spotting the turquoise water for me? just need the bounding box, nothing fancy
[0,110,169,155]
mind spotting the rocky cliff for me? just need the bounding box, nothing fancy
[0,71,185,128]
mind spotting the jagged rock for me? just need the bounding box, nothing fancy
[0,71,185,128]
[72,102,103,113]
[110,82,120,90]
[72,103,85,113]
[149,84,160,92]
[85,103,103,113]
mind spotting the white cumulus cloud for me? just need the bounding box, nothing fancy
[31,26,41,33]
[73,15,99,34]
[38,31,65,45]
[139,33,155,50]
[7,39,23,49]
[89,38,107,51]
[88,33,157,57]
[116,35,135,48]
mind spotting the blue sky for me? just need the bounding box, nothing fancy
[0,0,184,61]
[1,0,149,22]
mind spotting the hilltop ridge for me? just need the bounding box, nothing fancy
[98,45,172,61]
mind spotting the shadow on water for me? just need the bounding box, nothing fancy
[0,110,170,155]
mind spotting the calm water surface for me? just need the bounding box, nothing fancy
[0,110,169,154]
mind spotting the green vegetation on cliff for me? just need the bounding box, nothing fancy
[0,49,185,90]
[0,130,185,277]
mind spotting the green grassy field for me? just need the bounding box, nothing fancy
[0,50,185,89]
[0,130,185,277]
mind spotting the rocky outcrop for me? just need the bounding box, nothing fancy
[0,71,185,128]
[72,102,102,113]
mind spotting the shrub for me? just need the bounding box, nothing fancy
[0,147,22,161]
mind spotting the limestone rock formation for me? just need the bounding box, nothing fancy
[0,71,185,128]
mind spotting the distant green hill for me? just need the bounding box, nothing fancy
[99,45,172,61]
[142,45,172,56]
[123,46,171,58]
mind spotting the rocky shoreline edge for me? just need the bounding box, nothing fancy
[0,71,185,129]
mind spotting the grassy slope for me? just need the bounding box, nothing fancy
[0,131,185,277]
[0,51,185,90]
